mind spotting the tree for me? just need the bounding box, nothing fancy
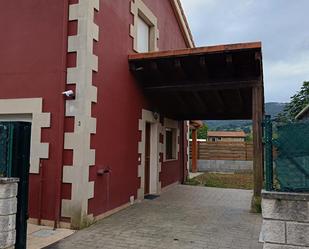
[276,81,309,122]
[197,124,208,139]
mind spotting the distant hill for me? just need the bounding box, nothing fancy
[265,102,286,117]
[205,102,286,132]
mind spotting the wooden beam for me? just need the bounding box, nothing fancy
[150,61,158,71]
[252,85,264,200]
[144,80,260,92]
[173,92,189,113]
[191,129,198,173]
[128,41,262,61]
[236,90,243,106]
[148,61,165,81]
[226,54,234,77]
[168,112,253,121]
[199,56,207,68]
[192,92,208,112]
[234,89,244,113]
[199,56,209,79]
[173,59,187,79]
[212,90,225,113]
[255,51,262,77]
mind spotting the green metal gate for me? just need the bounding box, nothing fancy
[0,123,14,177]
[0,122,31,249]
[263,115,309,192]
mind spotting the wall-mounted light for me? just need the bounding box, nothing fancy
[153,112,159,120]
[62,90,75,99]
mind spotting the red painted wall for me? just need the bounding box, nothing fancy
[88,0,188,216]
[0,0,68,221]
[0,0,189,222]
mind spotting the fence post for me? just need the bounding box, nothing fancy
[264,115,273,191]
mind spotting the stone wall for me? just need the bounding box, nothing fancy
[198,159,253,173]
[0,178,18,249]
[260,190,309,249]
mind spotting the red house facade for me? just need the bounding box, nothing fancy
[0,0,194,228]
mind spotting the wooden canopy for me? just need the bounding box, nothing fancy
[129,42,263,120]
[129,42,265,202]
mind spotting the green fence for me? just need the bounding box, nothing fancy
[264,115,309,192]
[0,123,14,177]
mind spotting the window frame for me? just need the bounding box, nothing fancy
[163,119,179,162]
[130,0,159,53]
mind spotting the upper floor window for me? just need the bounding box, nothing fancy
[130,0,159,53]
[137,15,150,53]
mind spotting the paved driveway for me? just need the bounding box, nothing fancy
[47,185,262,249]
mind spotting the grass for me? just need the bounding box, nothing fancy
[185,172,253,190]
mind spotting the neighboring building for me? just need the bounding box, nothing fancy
[295,104,309,121]
[207,131,247,142]
[0,0,193,229]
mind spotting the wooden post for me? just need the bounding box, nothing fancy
[191,129,198,173]
[252,85,264,210]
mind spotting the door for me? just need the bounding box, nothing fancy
[0,122,31,249]
[144,123,151,195]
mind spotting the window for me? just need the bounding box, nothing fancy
[137,15,150,53]
[130,0,159,53]
[165,128,177,160]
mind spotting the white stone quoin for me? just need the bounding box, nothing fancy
[0,178,18,249]
[260,190,309,249]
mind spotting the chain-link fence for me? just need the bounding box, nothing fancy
[264,115,309,192]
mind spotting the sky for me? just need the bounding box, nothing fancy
[181,0,309,103]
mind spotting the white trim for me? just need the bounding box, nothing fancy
[170,0,194,48]
[137,109,163,199]
[130,0,159,52]
[61,0,99,228]
[149,122,159,194]
[0,98,51,174]
[186,121,190,175]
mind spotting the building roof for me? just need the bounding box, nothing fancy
[207,131,247,138]
[170,0,195,48]
[295,104,309,120]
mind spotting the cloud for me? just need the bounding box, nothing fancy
[181,0,309,102]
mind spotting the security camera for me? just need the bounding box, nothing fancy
[62,90,75,97]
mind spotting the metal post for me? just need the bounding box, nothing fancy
[264,115,273,191]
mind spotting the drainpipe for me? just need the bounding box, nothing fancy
[53,0,69,229]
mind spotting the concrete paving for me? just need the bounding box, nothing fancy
[27,223,74,249]
[188,172,204,179]
[46,185,262,249]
